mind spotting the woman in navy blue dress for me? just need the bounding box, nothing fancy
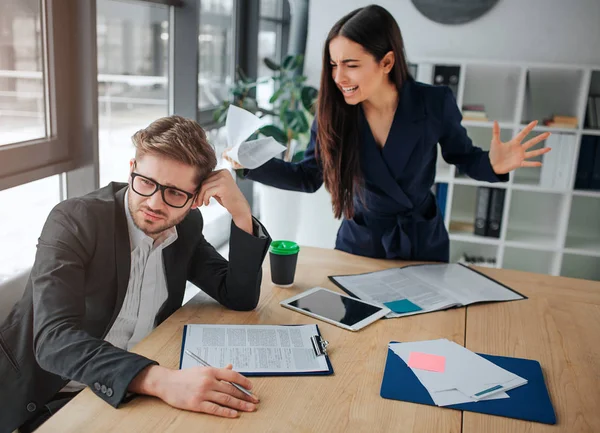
[225,5,550,262]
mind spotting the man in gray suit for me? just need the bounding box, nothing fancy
[0,116,271,432]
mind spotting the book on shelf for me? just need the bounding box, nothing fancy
[474,186,491,237]
[473,187,505,238]
[585,95,600,129]
[574,135,598,190]
[597,96,600,129]
[542,114,578,129]
[462,104,488,122]
[591,137,600,190]
[449,220,475,233]
[434,182,448,220]
[487,188,506,238]
[539,133,577,190]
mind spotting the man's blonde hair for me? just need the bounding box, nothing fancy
[131,115,217,184]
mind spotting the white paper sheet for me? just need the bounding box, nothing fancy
[181,324,329,374]
[389,339,526,406]
[225,105,286,169]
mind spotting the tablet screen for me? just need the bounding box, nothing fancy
[289,289,383,326]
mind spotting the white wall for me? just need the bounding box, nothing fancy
[305,0,600,87]
[291,0,600,250]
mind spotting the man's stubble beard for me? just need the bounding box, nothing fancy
[128,197,191,237]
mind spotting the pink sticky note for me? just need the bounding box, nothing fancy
[407,351,446,373]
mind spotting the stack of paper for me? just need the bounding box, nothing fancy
[224,105,287,169]
[389,339,527,406]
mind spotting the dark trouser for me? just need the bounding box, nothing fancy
[19,391,80,433]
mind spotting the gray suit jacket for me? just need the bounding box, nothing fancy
[0,182,270,432]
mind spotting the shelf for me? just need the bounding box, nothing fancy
[581,129,600,136]
[572,189,600,198]
[502,247,556,275]
[449,232,500,246]
[448,185,478,232]
[561,254,600,281]
[563,240,600,258]
[504,230,560,251]
[565,195,600,255]
[519,124,579,134]
[435,176,452,184]
[511,180,570,194]
[505,190,565,250]
[453,177,508,188]
[462,64,521,124]
[521,67,584,125]
[461,120,514,129]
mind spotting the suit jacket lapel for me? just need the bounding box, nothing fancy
[109,186,131,328]
[381,79,426,177]
[360,80,426,210]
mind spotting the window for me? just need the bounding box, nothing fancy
[0,0,89,193]
[198,0,235,114]
[97,0,170,187]
[0,0,46,146]
[256,0,290,108]
[0,175,62,283]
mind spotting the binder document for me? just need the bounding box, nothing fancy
[179,324,333,376]
[330,263,526,318]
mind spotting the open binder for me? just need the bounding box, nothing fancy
[330,263,526,318]
[179,323,333,376]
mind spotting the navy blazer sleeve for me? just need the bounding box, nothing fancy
[438,88,509,183]
[244,120,323,192]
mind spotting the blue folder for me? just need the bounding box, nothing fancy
[179,324,334,377]
[381,344,556,424]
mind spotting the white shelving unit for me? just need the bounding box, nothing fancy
[412,57,600,281]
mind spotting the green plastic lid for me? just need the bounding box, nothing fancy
[269,240,300,255]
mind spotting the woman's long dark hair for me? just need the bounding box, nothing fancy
[316,5,410,219]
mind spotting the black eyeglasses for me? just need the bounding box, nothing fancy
[130,172,197,208]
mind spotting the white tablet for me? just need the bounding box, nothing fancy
[280,287,390,331]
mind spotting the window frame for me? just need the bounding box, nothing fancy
[0,0,97,193]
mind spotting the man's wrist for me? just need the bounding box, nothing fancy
[128,364,170,399]
[231,210,253,235]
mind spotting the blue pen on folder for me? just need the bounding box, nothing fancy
[184,349,254,398]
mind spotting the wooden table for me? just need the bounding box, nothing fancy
[38,247,600,433]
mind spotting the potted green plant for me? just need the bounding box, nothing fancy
[213,54,318,162]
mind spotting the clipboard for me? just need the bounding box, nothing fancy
[179,324,334,377]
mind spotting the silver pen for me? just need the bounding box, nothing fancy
[184,349,254,398]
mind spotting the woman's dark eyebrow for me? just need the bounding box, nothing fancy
[330,59,360,64]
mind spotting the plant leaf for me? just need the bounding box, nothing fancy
[301,86,318,114]
[236,66,250,83]
[282,54,295,70]
[291,54,304,70]
[292,150,305,162]
[269,86,284,104]
[264,57,281,71]
[290,110,309,134]
[259,124,288,145]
